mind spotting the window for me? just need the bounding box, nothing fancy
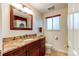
[46,15,61,30]
[74,12,79,29]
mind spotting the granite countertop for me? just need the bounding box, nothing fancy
[3,36,45,54]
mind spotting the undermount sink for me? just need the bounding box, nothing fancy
[12,39,35,46]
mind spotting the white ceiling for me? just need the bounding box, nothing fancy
[30,3,68,14]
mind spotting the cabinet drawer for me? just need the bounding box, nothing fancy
[27,47,40,56]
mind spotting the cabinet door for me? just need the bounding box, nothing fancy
[26,41,40,56]
[27,47,40,56]
[13,48,26,56]
[40,45,45,56]
[39,38,45,56]
[3,47,26,56]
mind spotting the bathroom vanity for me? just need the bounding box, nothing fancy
[3,6,45,56]
[3,37,45,56]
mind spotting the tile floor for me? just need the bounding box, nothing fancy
[46,50,68,56]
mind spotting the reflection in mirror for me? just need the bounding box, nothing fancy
[10,5,33,30]
[14,15,27,28]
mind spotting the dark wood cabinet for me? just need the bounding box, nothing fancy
[26,40,40,56]
[3,37,45,56]
[3,46,26,56]
[39,38,45,56]
[26,45,40,56]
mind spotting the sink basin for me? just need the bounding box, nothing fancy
[12,39,34,46]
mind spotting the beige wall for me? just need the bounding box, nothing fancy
[2,3,43,38]
[43,7,68,53]
[0,4,2,50]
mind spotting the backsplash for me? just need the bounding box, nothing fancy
[3,34,37,42]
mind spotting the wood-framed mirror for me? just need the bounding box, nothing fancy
[10,5,33,30]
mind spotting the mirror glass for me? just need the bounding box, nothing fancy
[10,6,33,30]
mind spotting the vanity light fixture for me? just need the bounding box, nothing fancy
[10,3,23,10]
[10,3,33,14]
[23,7,33,14]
